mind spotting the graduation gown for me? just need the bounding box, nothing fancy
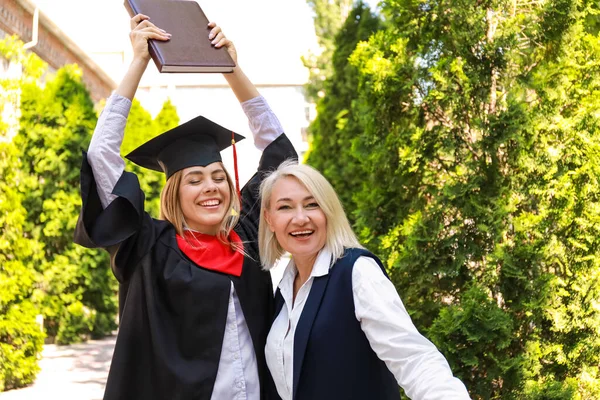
[74,134,297,400]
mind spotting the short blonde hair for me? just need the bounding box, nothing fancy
[258,160,363,269]
[160,162,242,252]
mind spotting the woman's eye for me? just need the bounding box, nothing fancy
[214,177,226,183]
[277,205,291,211]
[306,202,319,208]
[190,180,200,185]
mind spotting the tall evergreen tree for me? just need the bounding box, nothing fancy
[308,0,600,398]
[0,36,182,389]
[0,142,45,391]
[15,65,118,344]
[303,0,355,102]
[306,2,382,209]
[0,36,46,392]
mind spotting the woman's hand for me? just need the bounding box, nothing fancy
[129,14,171,62]
[208,21,258,102]
[207,22,237,65]
[115,14,169,100]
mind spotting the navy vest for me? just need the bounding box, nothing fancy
[273,248,401,400]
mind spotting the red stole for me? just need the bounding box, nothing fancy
[176,230,244,277]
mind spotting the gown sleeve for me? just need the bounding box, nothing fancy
[237,135,297,254]
[235,96,298,255]
[74,154,160,283]
[74,94,163,283]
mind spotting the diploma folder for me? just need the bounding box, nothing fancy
[123,0,236,73]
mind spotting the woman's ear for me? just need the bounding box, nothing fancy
[264,209,275,233]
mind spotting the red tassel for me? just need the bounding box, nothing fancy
[232,132,241,209]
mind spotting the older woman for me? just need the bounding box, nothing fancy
[259,161,471,400]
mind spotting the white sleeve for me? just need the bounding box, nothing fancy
[240,95,283,151]
[353,256,471,400]
[86,94,131,209]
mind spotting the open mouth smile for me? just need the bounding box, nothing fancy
[289,230,314,238]
[199,199,221,207]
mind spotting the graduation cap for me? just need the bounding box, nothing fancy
[125,115,245,196]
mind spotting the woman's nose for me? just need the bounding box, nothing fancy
[292,207,309,224]
[203,181,218,193]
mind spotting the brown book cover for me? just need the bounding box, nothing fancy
[123,0,236,73]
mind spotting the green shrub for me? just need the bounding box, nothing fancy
[0,300,44,392]
[522,378,577,400]
[0,102,45,390]
[56,302,94,345]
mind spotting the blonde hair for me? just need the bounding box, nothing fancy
[258,160,363,269]
[160,162,242,253]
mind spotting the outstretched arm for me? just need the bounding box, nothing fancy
[353,257,471,399]
[75,15,172,282]
[87,14,170,208]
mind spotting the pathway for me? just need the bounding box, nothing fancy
[0,336,115,400]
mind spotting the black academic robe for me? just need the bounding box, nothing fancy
[74,134,297,400]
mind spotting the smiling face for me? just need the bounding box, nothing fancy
[265,176,327,267]
[178,162,231,235]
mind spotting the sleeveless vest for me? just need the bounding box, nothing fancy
[273,248,400,400]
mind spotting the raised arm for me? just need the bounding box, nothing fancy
[117,14,171,100]
[87,14,170,209]
[208,21,259,103]
[207,23,296,245]
[208,22,282,150]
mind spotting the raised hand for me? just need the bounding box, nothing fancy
[129,14,171,62]
[207,22,237,65]
[115,14,170,99]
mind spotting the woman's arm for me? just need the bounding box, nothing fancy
[208,21,259,103]
[207,23,296,251]
[87,14,170,209]
[352,257,471,400]
[208,22,282,150]
[116,14,171,100]
[87,95,131,209]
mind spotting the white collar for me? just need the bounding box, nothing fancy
[279,248,333,291]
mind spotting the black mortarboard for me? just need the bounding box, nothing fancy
[125,115,245,179]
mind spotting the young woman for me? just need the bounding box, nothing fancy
[259,161,471,400]
[74,15,296,400]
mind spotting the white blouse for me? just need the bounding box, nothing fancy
[265,248,471,400]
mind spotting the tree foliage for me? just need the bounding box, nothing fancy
[15,65,118,344]
[306,2,383,208]
[303,0,356,101]
[0,141,45,391]
[307,0,600,398]
[0,36,46,392]
[0,36,180,390]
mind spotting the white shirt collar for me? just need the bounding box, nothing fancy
[311,248,333,277]
[279,248,333,291]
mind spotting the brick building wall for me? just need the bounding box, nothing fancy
[0,0,116,102]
